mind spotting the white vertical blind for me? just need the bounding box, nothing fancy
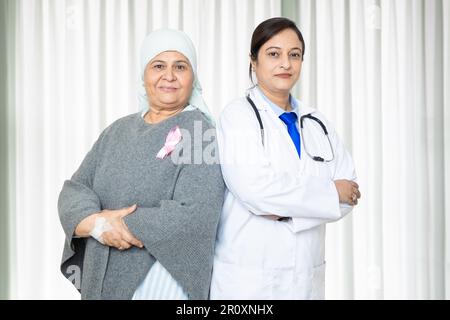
[444,0,450,300]
[292,0,450,299]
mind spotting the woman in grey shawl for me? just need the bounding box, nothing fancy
[58,29,224,300]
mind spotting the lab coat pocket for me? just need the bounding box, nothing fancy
[310,261,326,300]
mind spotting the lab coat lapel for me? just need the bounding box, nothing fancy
[248,87,304,173]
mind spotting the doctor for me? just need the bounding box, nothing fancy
[210,17,361,299]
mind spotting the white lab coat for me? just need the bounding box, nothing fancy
[210,87,357,300]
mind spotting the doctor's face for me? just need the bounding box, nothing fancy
[252,28,303,95]
[144,51,194,112]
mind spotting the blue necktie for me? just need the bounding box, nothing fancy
[279,112,301,158]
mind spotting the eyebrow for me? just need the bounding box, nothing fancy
[150,60,189,64]
[265,46,303,52]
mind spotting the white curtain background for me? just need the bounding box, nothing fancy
[290,0,450,299]
[2,0,449,299]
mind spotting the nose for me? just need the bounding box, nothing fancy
[163,68,176,81]
[280,54,291,70]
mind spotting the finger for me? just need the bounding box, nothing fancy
[110,238,122,249]
[112,236,124,249]
[351,188,360,200]
[346,196,353,205]
[119,204,138,218]
[121,230,144,248]
[104,232,124,249]
[350,181,359,189]
[110,234,129,250]
[121,221,144,247]
[120,240,132,250]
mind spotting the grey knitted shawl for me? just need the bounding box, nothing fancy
[58,110,224,299]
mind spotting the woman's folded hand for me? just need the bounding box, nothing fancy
[75,204,144,250]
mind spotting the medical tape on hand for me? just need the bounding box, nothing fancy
[89,217,113,244]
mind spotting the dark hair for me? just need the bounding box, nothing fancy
[249,17,305,82]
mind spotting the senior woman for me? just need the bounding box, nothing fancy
[58,29,224,300]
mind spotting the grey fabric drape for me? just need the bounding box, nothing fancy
[0,0,15,300]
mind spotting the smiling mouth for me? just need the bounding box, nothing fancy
[159,86,178,92]
[275,74,292,78]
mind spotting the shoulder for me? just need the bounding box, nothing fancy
[296,99,340,139]
[218,97,260,129]
[92,113,141,147]
[176,109,215,133]
[99,112,140,133]
[296,99,333,127]
[220,97,253,117]
[108,112,141,130]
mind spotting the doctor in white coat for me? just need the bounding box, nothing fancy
[210,17,361,299]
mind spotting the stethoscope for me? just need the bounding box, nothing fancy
[246,96,335,162]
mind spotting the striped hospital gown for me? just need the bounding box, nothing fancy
[132,261,188,300]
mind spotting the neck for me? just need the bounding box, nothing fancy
[144,106,185,124]
[258,85,291,111]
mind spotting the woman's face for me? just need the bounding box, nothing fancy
[252,28,303,95]
[144,51,194,111]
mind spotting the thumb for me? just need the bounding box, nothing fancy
[120,204,137,217]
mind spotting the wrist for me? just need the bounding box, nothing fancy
[75,212,101,237]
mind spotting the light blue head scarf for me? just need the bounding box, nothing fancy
[139,29,214,125]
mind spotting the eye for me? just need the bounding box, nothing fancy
[290,52,302,58]
[175,64,187,71]
[153,64,165,70]
[267,51,279,57]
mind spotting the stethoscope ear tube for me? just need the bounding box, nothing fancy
[246,95,265,146]
[300,114,328,135]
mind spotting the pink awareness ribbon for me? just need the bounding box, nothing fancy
[156,126,182,159]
